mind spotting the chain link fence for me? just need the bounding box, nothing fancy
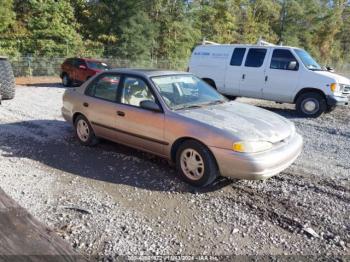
[10,57,189,77]
[9,56,350,78]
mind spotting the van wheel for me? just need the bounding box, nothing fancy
[296,92,327,118]
[225,95,237,101]
[176,140,219,187]
[203,79,216,89]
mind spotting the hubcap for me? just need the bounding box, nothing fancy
[302,99,319,114]
[76,119,90,142]
[180,149,205,181]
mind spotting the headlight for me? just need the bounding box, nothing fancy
[233,141,273,153]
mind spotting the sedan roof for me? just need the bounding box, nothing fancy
[107,68,191,78]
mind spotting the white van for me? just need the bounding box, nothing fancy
[189,42,350,117]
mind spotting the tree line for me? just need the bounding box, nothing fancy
[0,0,349,66]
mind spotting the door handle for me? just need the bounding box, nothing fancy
[117,111,125,117]
[83,102,89,107]
[242,74,245,80]
[265,76,268,82]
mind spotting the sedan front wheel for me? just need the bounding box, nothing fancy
[176,140,219,187]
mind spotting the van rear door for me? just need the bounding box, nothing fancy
[224,47,246,96]
[263,48,300,102]
[239,48,269,99]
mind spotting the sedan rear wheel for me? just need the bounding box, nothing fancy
[176,140,219,187]
[74,115,98,146]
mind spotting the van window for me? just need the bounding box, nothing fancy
[230,48,246,66]
[271,49,299,71]
[244,48,267,68]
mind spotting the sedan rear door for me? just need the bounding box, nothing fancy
[82,73,121,140]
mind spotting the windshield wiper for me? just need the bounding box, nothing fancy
[204,100,226,106]
[174,104,203,110]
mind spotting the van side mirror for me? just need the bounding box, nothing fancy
[140,100,162,112]
[288,61,298,71]
[326,66,335,72]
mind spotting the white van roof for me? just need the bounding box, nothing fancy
[196,44,297,49]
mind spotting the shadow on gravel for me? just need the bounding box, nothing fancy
[258,106,300,119]
[0,120,233,193]
[26,83,64,88]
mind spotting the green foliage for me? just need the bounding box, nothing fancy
[0,0,350,67]
[0,0,14,32]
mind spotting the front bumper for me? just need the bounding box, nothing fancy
[210,133,303,180]
[326,95,349,106]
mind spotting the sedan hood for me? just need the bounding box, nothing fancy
[177,102,294,143]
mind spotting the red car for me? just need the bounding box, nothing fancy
[60,58,111,87]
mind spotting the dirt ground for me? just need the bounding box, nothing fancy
[0,84,349,260]
[15,76,61,86]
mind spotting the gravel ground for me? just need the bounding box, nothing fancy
[0,85,349,260]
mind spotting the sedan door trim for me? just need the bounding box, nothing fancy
[91,121,169,146]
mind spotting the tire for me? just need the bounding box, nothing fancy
[296,92,327,118]
[62,73,72,87]
[225,95,237,101]
[0,58,15,100]
[203,79,216,89]
[74,115,99,146]
[176,140,219,187]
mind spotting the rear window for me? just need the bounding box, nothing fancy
[230,48,246,66]
[244,48,267,68]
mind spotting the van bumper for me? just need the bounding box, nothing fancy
[326,95,349,106]
[210,133,303,180]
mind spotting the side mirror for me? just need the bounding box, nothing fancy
[326,66,335,72]
[288,61,298,71]
[140,100,162,112]
[79,65,87,70]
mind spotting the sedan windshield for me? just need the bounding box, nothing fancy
[86,61,110,70]
[294,49,322,71]
[151,74,227,110]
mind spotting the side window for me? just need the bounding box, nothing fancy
[65,58,73,66]
[120,77,155,107]
[230,48,246,66]
[270,49,299,71]
[244,48,267,68]
[85,74,120,102]
[76,59,86,68]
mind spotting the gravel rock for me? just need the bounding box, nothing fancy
[0,86,349,260]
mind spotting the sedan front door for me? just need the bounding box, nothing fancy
[114,75,166,157]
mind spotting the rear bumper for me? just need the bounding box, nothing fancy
[326,95,349,106]
[61,107,73,123]
[210,133,303,180]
